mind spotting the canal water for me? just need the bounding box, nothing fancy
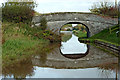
[1,31,118,79]
[61,31,87,54]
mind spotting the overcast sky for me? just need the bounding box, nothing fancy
[0,0,119,13]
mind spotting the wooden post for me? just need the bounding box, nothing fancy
[115,0,117,8]
[109,27,111,34]
[116,66,118,80]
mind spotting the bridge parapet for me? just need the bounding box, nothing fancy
[32,12,118,25]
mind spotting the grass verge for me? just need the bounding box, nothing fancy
[73,31,87,38]
[2,21,60,67]
[87,25,119,46]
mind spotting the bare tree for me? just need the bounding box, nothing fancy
[90,0,118,17]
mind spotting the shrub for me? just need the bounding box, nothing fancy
[40,17,47,30]
[2,1,37,23]
[42,30,61,43]
[19,23,60,43]
[90,1,118,17]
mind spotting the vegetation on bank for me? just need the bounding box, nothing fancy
[73,31,87,38]
[89,1,118,18]
[89,25,119,45]
[79,25,120,46]
[61,24,72,31]
[1,1,62,67]
[2,21,61,66]
[61,33,72,42]
[2,2,37,23]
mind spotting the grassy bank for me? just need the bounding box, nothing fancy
[78,25,119,55]
[87,25,119,46]
[61,33,72,42]
[2,22,60,66]
[73,30,87,38]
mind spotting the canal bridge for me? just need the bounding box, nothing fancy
[32,12,118,36]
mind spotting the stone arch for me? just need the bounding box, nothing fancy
[33,12,118,36]
[60,22,90,37]
[47,21,93,36]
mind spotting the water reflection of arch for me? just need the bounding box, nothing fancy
[60,45,90,59]
[60,22,90,38]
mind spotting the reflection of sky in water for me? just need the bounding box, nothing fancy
[1,67,116,78]
[24,67,115,78]
[61,33,87,54]
[0,76,2,80]
[0,66,116,78]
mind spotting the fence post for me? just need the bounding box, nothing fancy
[109,27,111,34]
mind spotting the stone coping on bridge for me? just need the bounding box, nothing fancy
[32,12,118,24]
[37,12,94,16]
[35,12,117,17]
